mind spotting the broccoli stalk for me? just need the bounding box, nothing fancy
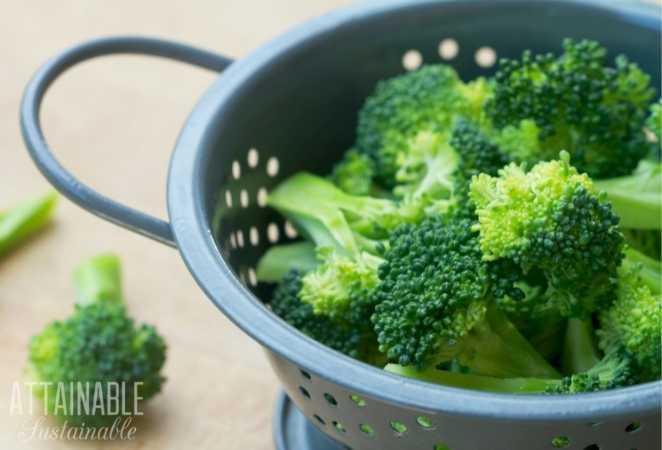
[256,242,318,283]
[27,254,166,427]
[0,192,57,257]
[561,318,600,374]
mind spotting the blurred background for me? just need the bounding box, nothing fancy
[0,1,348,449]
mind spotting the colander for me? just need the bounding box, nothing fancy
[20,1,662,449]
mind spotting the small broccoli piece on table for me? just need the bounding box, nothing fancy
[27,254,166,427]
[371,213,559,378]
[0,192,58,257]
[470,151,624,318]
[487,39,654,178]
[356,64,490,187]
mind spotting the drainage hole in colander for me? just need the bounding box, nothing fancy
[299,369,311,380]
[266,156,280,177]
[249,226,259,246]
[229,233,237,249]
[313,414,326,426]
[236,230,245,248]
[584,445,600,450]
[475,46,497,68]
[323,393,337,407]
[359,423,375,437]
[416,416,434,430]
[267,223,280,243]
[298,386,311,399]
[402,49,422,71]
[257,187,268,207]
[284,221,298,238]
[247,148,259,168]
[438,38,458,60]
[240,189,249,208]
[247,268,257,287]
[332,421,346,433]
[625,421,641,433]
[389,420,407,436]
[434,443,450,450]
[350,394,366,407]
[551,436,570,448]
[232,160,241,179]
[224,190,233,208]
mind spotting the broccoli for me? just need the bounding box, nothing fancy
[27,254,166,427]
[388,256,660,393]
[487,39,654,178]
[355,64,490,187]
[256,242,318,283]
[622,228,661,260]
[470,152,624,318]
[371,213,559,378]
[330,149,376,196]
[594,159,661,230]
[0,192,57,257]
[646,100,661,159]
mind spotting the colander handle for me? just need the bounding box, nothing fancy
[20,36,233,247]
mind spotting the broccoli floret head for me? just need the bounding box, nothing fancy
[597,262,662,382]
[356,65,489,186]
[371,213,559,378]
[330,149,375,195]
[471,152,624,317]
[487,39,654,178]
[27,255,166,427]
[28,303,166,427]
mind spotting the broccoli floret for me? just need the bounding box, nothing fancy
[330,149,376,196]
[646,100,661,159]
[487,39,654,178]
[372,213,559,378]
[594,159,661,230]
[27,255,166,427]
[471,152,624,318]
[0,192,57,257]
[356,65,490,187]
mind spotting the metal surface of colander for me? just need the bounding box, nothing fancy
[21,1,661,449]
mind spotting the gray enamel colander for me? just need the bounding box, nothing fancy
[20,1,661,449]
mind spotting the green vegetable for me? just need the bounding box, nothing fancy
[0,192,57,257]
[371,213,559,378]
[27,254,166,426]
[487,39,654,178]
[256,242,318,283]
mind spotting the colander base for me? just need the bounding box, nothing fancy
[273,392,343,450]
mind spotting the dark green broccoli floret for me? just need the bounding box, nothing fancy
[372,213,559,378]
[471,152,624,318]
[487,39,654,178]
[27,255,166,427]
[356,64,489,187]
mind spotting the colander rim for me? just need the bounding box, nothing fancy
[168,0,661,419]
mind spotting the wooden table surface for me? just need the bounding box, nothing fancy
[0,1,347,449]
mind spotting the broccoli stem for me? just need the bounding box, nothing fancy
[447,305,561,379]
[623,247,661,294]
[385,364,552,393]
[562,318,600,374]
[73,254,124,305]
[0,192,57,257]
[256,242,318,282]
